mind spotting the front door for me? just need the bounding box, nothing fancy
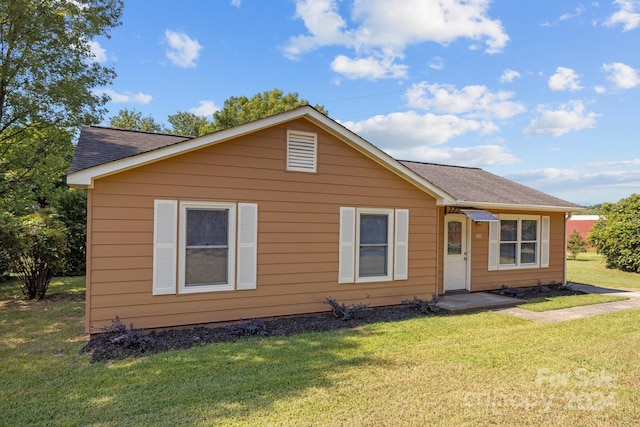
[444,215,468,291]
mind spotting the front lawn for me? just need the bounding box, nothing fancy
[567,251,640,290]
[1,277,638,425]
[520,294,628,312]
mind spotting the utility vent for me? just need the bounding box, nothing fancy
[287,130,317,173]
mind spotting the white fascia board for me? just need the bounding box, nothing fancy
[445,201,584,213]
[67,108,319,188]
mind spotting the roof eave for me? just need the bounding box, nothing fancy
[441,200,584,212]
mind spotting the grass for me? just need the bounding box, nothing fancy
[520,294,629,312]
[567,251,640,290]
[1,276,639,425]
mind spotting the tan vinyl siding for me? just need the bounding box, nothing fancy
[468,211,566,291]
[86,118,439,331]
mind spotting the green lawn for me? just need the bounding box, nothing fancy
[1,276,639,425]
[567,251,640,290]
[520,294,628,312]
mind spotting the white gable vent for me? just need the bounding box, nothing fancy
[287,130,317,173]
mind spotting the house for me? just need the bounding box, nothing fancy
[566,215,600,246]
[68,106,581,332]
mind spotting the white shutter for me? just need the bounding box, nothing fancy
[153,200,177,295]
[338,207,356,283]
[237,203,258,290]
[394,209,409,280]
[488,220,499,271]
[287,131,317,172]
[541,216,550,268]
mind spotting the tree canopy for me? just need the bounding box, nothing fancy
[108,89,327,136]
[589,193,640,273]
[0,0,123,213]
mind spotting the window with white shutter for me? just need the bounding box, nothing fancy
[287,130,317,173]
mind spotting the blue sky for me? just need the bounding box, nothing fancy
[89,0,640,206]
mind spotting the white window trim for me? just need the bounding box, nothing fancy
[287,130,317,173]
[355,208,394,283]
[497,214,541,270]
[178,201,237,293]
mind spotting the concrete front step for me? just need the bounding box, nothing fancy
[438,292,525,314]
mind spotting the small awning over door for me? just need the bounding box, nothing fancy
[459,209,499,222]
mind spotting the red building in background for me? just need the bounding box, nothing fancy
[567,215,600,247]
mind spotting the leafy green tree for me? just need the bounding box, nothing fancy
[589,194,640,273]
[212,89,328,131]
[0,211,68,299]
[167,111,213,136]
[109,108,166,133]
[50,188,87,276]
[567,229,587,260]
[0,0,123,211]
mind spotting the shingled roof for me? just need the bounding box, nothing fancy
[69,126,191,174]
[400,161,580,209]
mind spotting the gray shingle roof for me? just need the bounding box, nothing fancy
[69,126,191,174]
[400,161,580,209]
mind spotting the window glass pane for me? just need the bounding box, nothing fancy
[187,209,228,246]
[447,221,462,255]
[500,220,517,242]
[521,243,537,264]
[185,248,228,285]
[521,220,537,241]
[360,214,388,244]
[359,246,387,276]
[500,243,516,265]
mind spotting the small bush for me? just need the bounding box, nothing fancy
[225,319,268,337]
[498,285,525,299]
[402,295,442,314]
[324,297,369,320]
[98,316,152,350]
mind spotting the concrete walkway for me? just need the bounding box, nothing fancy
[496,283,640,323]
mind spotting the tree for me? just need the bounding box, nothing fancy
[589,194,640,273]
[109,108,166,133]
[0,0,123,212]
[50,188,87,276]
[167,111,213,136]
[0,211,68,300]
[211,89,328,131]
[567,229,587,260]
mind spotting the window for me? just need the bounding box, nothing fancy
[287,130,317,173]
[152,200,258,295]
[338,207,409,283]
[180,202,236,292]
[488,215,549,270]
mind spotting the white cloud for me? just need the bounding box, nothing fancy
[524,101,598,137]
[500,69,521,83]
[341,111,491,148]
[586,158,640,167]
[386,144,520,166]
[330,55,408,80]
[189,100,219,116]
[405,82,526,120]
[603,0,640,31]
[559,6,585,21]
[428,56,445,70]
[602,62,640,89]
[594,85,607,94]
[284,0,509,80]
[548,67,583,91]
[164,30,203,68]
[230,0,241,7]
[88,40,107,63]
[98,89,153,104]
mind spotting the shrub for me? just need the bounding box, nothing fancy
[0,211,68,300]
[324,297,369,320]
[497,284,525,299]
[567,229,587,260]
[225,318,268,337]
[49,188,87,276]
[589,194,640,273]
[99,316,152,350]
[402,295,443,314]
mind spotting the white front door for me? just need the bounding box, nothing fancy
[444,215,468,291]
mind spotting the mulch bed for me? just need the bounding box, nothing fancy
[80,283,585,363]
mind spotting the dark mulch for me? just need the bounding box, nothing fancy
[80,284,585,363]
[80,302,440,363]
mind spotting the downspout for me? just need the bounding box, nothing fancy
[564,212,569,285]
